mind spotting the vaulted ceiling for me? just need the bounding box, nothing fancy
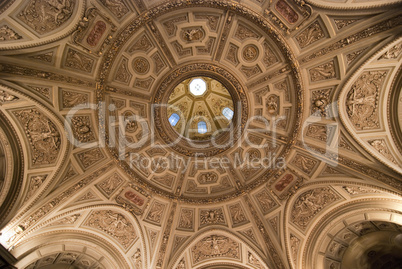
[0,0,401,269]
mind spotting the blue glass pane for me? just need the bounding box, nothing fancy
[169,113,180,126]
[198,121,207,134]
[222,107,234,120]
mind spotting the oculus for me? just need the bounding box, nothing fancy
[167,76,234,141]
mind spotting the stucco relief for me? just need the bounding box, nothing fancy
[0,25,22,41]
[296,21,325,48]
[83,210,136,249]
[96,173,124,198]
[200,208,226,226]
[0,90,19,103]
[99,0,129,19]
[24,175,47,202]
[291,187,341,230]
[191,235,240,264]
[17,0,75,35]
[309,60,336,82]
[13,108,61,165]
[76,148,104,169]
[64,48,94,73]
[346,71,387,130]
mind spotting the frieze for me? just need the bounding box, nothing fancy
[226,44,239,65]
[47,214,81,227]
[342,186,382,196]
[290,234,300,264]
[176,259,186,269]
[152,52,166,74]
[215,12,233,61]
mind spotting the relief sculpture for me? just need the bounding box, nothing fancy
[191,235,240,264]
[18,0,75,35]
[13,108,61,165]
[291,187,341,230]
[83,210,136,249]
[346,71,387,130]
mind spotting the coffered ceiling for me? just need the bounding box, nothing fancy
[0,0,401,269]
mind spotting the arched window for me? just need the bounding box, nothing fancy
[222,107,234,120]
[198,121,207,134]
[169,113,180,126]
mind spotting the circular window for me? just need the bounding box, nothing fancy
[167,76,234,141]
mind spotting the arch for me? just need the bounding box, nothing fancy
[338,37,402,175]
[0,111,23,228]
[168,227,270,269]
[283,179,402,269]
[302,201,402,269]
[12,230,131,269]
